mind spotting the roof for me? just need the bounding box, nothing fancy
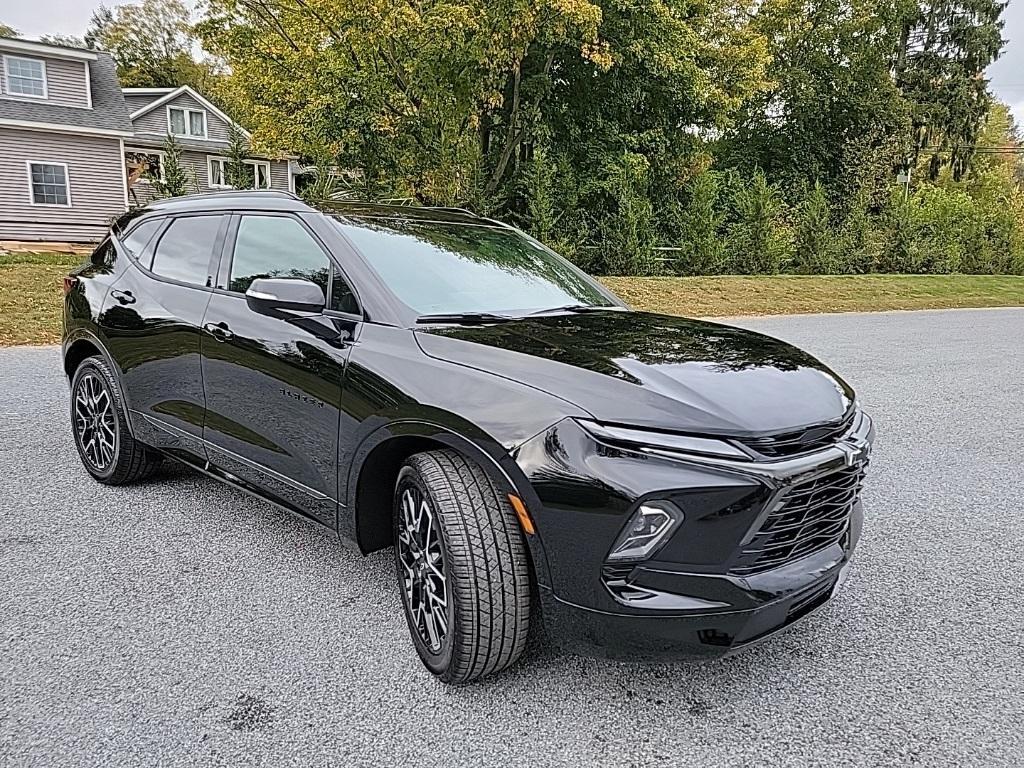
[128,85,251,139]
[0,37,97,61]
[123,133,290,161]
[0,39,133,136]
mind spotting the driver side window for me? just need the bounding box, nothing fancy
[229,215,358,314]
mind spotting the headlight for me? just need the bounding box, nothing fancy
[607,500,684,562]
[576,419,749,460]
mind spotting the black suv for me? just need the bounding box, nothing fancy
[62,191,874,683]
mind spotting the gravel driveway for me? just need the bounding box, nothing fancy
[2,308,1022,767]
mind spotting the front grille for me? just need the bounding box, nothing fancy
[732,463,866,576]
[735,410,856,458]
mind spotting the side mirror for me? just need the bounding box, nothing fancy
[245,278,325,315]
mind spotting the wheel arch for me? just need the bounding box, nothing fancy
[342,418,552,587]
[63,329,135,437]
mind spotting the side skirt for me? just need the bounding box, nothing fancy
[160,449,345,540]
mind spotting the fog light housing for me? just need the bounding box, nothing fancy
[607,500,684,562]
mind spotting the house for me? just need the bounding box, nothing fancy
[120,86,294,208]
[0,38,132,242]
[0,35,295,243]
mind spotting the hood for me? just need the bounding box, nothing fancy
[415,311,854,436]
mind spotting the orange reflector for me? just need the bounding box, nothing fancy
[508,494,535,535]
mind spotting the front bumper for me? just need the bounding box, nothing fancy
[512,413,873,661]
[539,503,861,660]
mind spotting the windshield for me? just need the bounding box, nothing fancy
[332,218,617,316]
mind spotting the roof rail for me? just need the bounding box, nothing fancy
[429,206,476,216]
[319,199,480,217]
[152,189,302,204]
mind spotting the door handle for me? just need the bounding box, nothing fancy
[110,289,135,305]
[203,321,234,342]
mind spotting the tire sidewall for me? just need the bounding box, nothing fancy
[70,359,122,482]
[393,465,457,677]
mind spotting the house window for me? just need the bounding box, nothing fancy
[27,162,70,206]
[168,106,206,137]
[125,150,164,185]
[251,161,271,189]
[4,56,47,98]
[208,157,272,189]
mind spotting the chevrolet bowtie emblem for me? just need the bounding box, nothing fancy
[837,439,869,467]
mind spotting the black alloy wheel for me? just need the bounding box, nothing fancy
[73,369,117,473]
[70,356,162,485]
[393,450,531,684]
[396,482,450,653]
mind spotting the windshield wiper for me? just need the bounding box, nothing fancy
[416,312,516,325]
[527,304,618,316]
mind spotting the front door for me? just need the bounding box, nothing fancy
[199,213,360,525]
[102,213,229,461]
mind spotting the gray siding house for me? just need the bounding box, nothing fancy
[0,36,295,243]
[0,38,131,241]
[122,86,293,208]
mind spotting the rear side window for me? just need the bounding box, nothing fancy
[120,219,162,259]
[89,239,116,268]
[150,215,225,287]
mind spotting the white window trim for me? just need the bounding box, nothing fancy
[125,147,167,184]
[118,139,128,210]
[207,156,273,190]
[167,105,208,139]
[3,55,48,100]
[25,161,72,208]
[250,160,272,189]
[84,61,92,109]
[208,156,230,189]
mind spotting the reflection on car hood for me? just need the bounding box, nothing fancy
[415,311,855,436]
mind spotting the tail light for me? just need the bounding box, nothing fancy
[62,275,78,296]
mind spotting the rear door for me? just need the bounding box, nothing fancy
[101,213,229,461]
[199,213,360,525]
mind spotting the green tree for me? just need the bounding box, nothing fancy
[673,170,727,275]
[722,0,909,198]
[895,0,1007,180]
[727,170,793,274]
[793,182,838,274]
[224,122,252,190]
[150,134,195,198]
[87,0,216,89]
[39,34,86,47]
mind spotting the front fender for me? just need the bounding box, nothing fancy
[340,415,554,589]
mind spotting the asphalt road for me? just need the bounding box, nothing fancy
[2,308,1022,767]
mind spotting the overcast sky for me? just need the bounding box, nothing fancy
[4,0,1024,126]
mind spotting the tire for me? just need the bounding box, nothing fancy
[69,355,162,485]
[393,449,531,684]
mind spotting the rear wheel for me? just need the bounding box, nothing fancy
[70,355,161,485]
[393,449,531,684]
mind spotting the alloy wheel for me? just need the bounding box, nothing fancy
[74,372,116,471]
[397,484,449,653]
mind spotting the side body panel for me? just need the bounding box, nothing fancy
[200,290,355,525]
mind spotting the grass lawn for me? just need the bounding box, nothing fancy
[0,252,81,346]
[602,274,1024,318]
[2,252,1023,346]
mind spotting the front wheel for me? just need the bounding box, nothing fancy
[393,449,531,684]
